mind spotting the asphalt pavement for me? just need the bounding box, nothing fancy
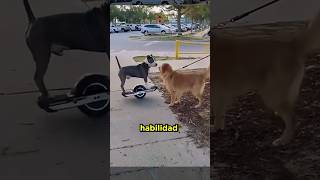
[110,31,208,54]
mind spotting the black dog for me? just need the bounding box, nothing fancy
[115,55,157,93]
[23,0,109,110]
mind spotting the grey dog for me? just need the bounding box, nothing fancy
[23,0,109,111]
[115,55,157,93]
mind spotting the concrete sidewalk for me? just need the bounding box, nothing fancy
[110,167,210,180]
[110,50,210,167]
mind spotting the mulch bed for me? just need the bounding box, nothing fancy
[150,56,320,179]
[212,57,320,180]
[149,70,210,148]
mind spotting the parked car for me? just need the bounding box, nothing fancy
[127,24,141,31]
[170,24,187,32]
[141,24,171,35]
[180,24,188,32]
[164,24,178,33]
[110,25,121,33]
[185,24,192,30]
[192,23,200,30]
[136,24,142,31]
[117,22,131,32]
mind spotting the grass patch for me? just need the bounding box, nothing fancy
[133,56,196,62]
[129,34,205,41]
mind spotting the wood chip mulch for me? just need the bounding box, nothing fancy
[149,70,210,148]
[212,57,320,180]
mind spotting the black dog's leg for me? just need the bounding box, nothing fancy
[29,45,51,99]
[30,47,57,112]
[144,77,149,88]
[119,74,126,93]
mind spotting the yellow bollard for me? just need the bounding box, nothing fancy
[175,40,180,59]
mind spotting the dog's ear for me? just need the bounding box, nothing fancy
[162,63,172,73]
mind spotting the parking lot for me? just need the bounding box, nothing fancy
[110,31,208,55]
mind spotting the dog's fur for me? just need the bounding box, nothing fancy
[159,63,209,108]
[23,0,109,109]
[212,11,320,146]
[116,55,157,93]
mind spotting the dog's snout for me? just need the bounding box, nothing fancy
[155,63,158,66]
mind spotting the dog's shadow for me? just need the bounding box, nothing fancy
[122,96,163,109]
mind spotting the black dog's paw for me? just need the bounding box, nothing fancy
[121,91,128,97]
[37,96,57,113]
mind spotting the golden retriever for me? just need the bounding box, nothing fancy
[212,11,320,146]
[159,63,209,108]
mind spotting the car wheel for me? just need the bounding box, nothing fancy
[161,30,166,35]
[144,31,149,36]
[161,1,169,4]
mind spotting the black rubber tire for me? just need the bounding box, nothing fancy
[74,74,109,117]
[133,85,146,99]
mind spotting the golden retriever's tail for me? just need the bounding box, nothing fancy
[203,65,210,80]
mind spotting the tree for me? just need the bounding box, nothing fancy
[165,5,190,35]
[110,5,154,24]
[184,5,209,33]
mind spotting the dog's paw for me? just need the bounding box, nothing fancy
[169,103,175,107]
[37,95,57,113]
[174,101,180,105]
[194,104,201,108]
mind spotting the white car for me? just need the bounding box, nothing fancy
[132,0,182,5]
[185,24,192,30]
[164,24,177,33]
[141,24,171,35]
[170,24,187,32]
[117,22,131,32]
[127,24,140,31]
[110,25,121,33]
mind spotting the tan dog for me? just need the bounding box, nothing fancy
[159,63,209,108]
[212,11,320,146]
